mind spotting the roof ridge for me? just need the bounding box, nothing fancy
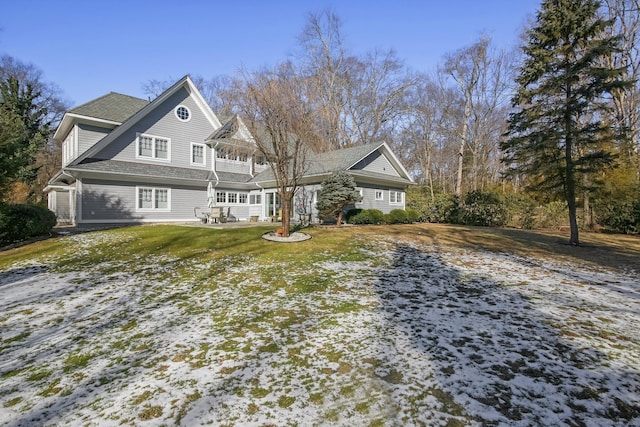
[69,91,149,113]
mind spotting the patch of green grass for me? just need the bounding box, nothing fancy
[333,301,364,314]
[138,404,163,420]
[3,396,23,407]
[339,385,355,397]
[380,369,404,384]
[39,378,62,397]
[250,387,270,398]
[259,342,279,353]
[309,393,324,404]
[1,367,26,379]
[121,319,137,331]
[573,386,601,400]
[63,352,96,373]
[131,390,153,405]
[426,386,466,417]
[277,395,296,408]
[354,401,369,413]
[3,331,31,345]
[27,369,52,382]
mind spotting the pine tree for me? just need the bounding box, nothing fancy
[0,77,51,196]
[502,0,630,245]
[316,171,362,226]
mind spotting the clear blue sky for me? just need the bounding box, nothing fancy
[1,0,541,108]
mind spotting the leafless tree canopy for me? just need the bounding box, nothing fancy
[234,62,319,237]
[132,5,637,203]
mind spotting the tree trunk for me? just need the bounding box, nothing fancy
[456,97,471,201]
[583,174,592,230]
[565,137,580,246]
[281,191,292,238]
[336,210,343,227]
[456,138,465,199]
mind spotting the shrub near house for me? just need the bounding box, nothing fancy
[0,204,57,245]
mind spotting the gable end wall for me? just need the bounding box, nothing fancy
[94,88,215,169]
[352,151,401,177]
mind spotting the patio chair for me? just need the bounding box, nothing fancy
[209,207,223,223]
[194,207,208,224]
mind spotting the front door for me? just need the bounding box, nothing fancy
[265,192,281,218]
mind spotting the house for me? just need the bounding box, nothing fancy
[45,76,414,226]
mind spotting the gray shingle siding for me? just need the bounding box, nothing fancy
[79,179,209,223]
[97,88,215,169]
[79,178,261,223]
[77,124,110,156]
[352,151,401,177]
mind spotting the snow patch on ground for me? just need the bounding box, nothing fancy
[0,231,638,426]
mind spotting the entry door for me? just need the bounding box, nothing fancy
[265,192,281,217]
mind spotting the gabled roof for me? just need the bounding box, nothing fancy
[251,142,414,185]
[309,143,388,175]
[69,92,150,123]
[54,93,150,140]
[69,75,221,166]
[206,115,255,145]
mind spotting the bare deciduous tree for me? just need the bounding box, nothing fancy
[601,0,640,169]
[297,11,416,149]
[298,9,349,151]
[344,49,416,147]
[442,36,515,197]
[400,74,460,196]
[235,62,319,237]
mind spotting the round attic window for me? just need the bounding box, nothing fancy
[175,105,190,122]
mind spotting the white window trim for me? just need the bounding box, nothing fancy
[216,191,249,205]
[175,105,191,122]
[190,142,206,166]
[136,132,171,162]
[62,126,78,166]
[356,188,364,205]
[216,191,227,204]
[375,190,384,201]
[389,190,403,205]
[136,186,171,212]
[249,194,262,205]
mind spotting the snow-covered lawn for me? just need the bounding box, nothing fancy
[1,227,639,426]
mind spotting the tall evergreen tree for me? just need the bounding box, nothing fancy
[0,77,51,196]
[502,0,630,245]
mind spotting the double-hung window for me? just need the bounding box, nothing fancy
[137,133,170,161]
[250,194,262,204]
[389,191,403,205]
[191,143,205,166]
[137,187,170,211]
[216,191,227,204]
[375,190,384,201]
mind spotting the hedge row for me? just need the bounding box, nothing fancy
[345,208,420,225]
[0,204,57,246]
[406,188,640,233]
